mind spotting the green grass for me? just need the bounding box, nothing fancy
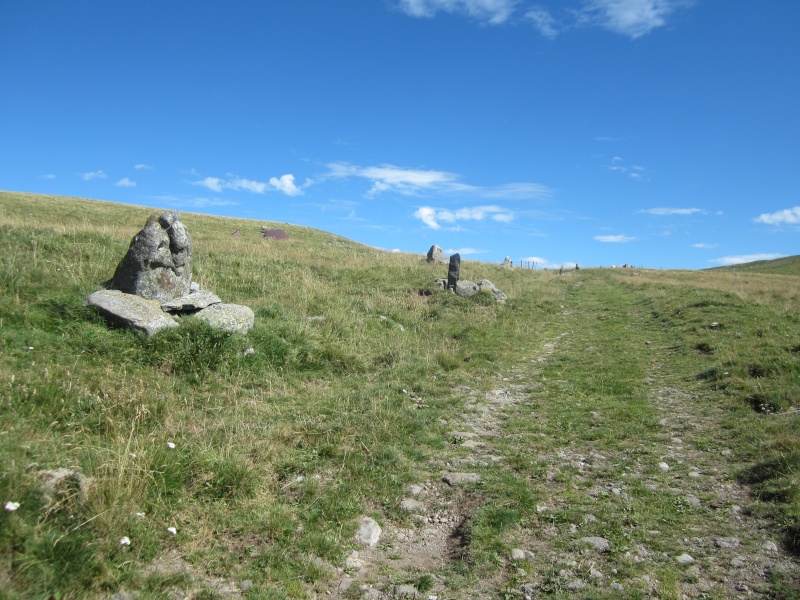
[1,191,799,597]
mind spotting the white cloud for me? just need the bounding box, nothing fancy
[444,247,487,255]
[40,174,56,179]
[639,207,705,216]
[754,206,800,226]
[134,163,153,170]
[397,0,518,24]
[526,7,558,37]
[231,177,268,194]
[116,178,136,188]
[414,205,514,229]
[693,243,718,249]
[191,173,306,196]
[194,176,224,192]
[414,206,442,230]
[583,0,690,39]
[327,162,551,200]
[269,174,306,196]
[81,170,106,181]
[711,253,785,266]
[595,234,635,243]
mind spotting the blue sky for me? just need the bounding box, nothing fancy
[2,1,799,269]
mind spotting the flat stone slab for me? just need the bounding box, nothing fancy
[193,303,254,334]
[161,289,221,313]
[86,289,178,336]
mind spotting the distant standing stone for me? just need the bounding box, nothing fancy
[355,517,382,547]
[107,210,192,302]
[447,253,461,290]
[501,256,514,268]
[427,244,445,263]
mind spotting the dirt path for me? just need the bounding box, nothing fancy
[326,293,799,598]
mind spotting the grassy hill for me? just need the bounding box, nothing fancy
[1,191,799,599]
[707,254,800,276]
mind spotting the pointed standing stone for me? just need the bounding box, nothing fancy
[447,253,461,290]
[107,210,192,302]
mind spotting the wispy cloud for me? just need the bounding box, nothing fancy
[414,205,514,229]
[192,173,308,196]
[444,247,488,255]
[327,162,551,200]
[397,0,518,24]
[81,170,106,181]
[40,174,56,179]
[595,234,636,243]
[134,163,153,170]
[693,243,718,249]
[754,206,800,226]
[116,178,136,188]
[526,7,559,37]
[396,0,691,38]
[583,0,692,39]
[710,253,785,266]
[608,157,647,179]
[152,195,239,208]
[639,207,706,216]
[525,0,691,39]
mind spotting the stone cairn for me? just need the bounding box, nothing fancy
[86,210,254,336]
[431,250,508,303]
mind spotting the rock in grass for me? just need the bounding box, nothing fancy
[477,279,508,303]
[455,279,480,299]
[355,517,382,547]
[38,468,94,509]
[442,472,481,485]
[580,536,610,551]
[107,210,192,302]
[400,499,426,514]
[193,303,254,334]
[676,553,695,564]
[161,289,221,313]
[86,289,178,336]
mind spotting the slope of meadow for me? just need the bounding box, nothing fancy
[1,191,799,599]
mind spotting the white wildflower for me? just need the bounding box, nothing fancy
[5,501,20,511]
[166,442,176,449]
[167,527,177,535]
[119,536,131,546]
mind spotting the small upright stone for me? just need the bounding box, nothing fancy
[447,253,461,290]
[501,256,514,268]
[427,244,445,263]
[107,211,192,302]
